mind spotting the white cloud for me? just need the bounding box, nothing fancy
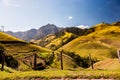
[68,16,73,20]
[2,0,20,7]
[76,25,89,29]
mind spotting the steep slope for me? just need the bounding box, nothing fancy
[0,32,51,71]
[46,32,77,50]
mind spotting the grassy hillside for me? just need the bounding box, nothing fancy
[0,32,23,41]
[4,43,51,70]
[50,52,80,70]
[40,23,120,70]
[62,41,116,60]
[0,32,51,71]
[62,25,119,59]
[35,32,77,50]
[56,23,120,70]
[93,59,120,70]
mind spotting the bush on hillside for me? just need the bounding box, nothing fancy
[5,55,19,69]
[45,52,55,65]
[63,51,98,68]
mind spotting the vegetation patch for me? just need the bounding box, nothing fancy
[63,51,98,68]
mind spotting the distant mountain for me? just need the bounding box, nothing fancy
[6,24,59,41]
[34,24,59,40]
[22,29,37,41]
[5,31,24,39]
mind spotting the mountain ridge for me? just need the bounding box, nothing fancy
[6,24,59,41]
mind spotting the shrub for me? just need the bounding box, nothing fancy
[63,51,98,68]
[5,55,19,69]
[45,52,54,65]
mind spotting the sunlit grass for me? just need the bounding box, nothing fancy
[62,25,120,60]
[46,32,77,50]
[1,69,120,79]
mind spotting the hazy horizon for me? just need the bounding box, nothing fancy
[0,0,120,31]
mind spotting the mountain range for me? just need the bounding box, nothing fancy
[6,23,90,42]
[6,24,59,41]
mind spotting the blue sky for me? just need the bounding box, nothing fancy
[0,0,120,31]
